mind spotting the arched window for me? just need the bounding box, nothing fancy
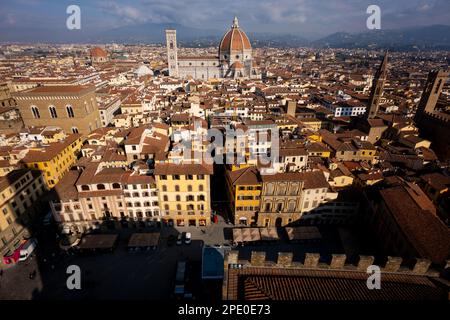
[49,106,58,118]
[187,185,192,192]
[66,105,75,118]
[72,127,79,134]
[266,183,274,195]
[112,183,121,189]
[97,184,105,190]
[81,185,90,191]
[31,106,40,119]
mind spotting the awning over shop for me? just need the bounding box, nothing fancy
[128,232,160,248]
[78,234,118,250]
[285,226,322,241]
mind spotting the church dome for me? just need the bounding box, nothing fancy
[135,65,154,77]
[90,47,107,58]
[219,17,251,54]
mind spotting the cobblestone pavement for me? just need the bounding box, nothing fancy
[0,211,345,300]
[0,216,231,300]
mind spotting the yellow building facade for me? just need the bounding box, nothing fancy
[154,162,213,227]
[0,169,47,259]
[22,134,84,188]
[225,166,262,225]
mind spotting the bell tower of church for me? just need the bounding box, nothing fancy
[165,29,179,77]
[366,52,388,119]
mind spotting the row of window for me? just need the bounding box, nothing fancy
[264,188,301,196]
[161,195,205,202]
[80,183,157,191]
[3,187,44,223]
[339,151,373,156]
[161,185,204,192]
[8,173,33,194]
[64,210,161,222]
[236,206,259,211]
[31,105,75,119]
[124,192,158,198]
[237,195,260,200]
[159,174,205,180]
[162,204,205,212]
[237,186,262,191]
[264,202,298,212]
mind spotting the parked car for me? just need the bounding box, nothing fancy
[185,232,192,245]
[19,238,37,262]
[176,234,183,245]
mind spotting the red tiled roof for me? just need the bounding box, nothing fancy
[220,27,251,53]
[228,268,447,301]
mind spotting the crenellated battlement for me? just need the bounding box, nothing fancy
[423,111,450,124]
[224,251,450,277]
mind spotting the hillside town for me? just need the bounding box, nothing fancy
[0,17,449,301]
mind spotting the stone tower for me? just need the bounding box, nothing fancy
[165,29,179,77]
[414,69,449,122]
[366,52,388,119]
[287,101,297,117]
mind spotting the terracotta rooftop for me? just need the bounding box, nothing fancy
[227,166,261,186]
[17,85,95,95]
[154,162,213,176]
[380,183,450,264]
[233,268,447,300]
[21,134,82,163]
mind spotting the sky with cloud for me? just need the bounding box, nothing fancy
[1,0,449,39]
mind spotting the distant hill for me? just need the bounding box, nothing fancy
[312,25,450,50]
[98,22,222,44]
[2,22,450,51]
